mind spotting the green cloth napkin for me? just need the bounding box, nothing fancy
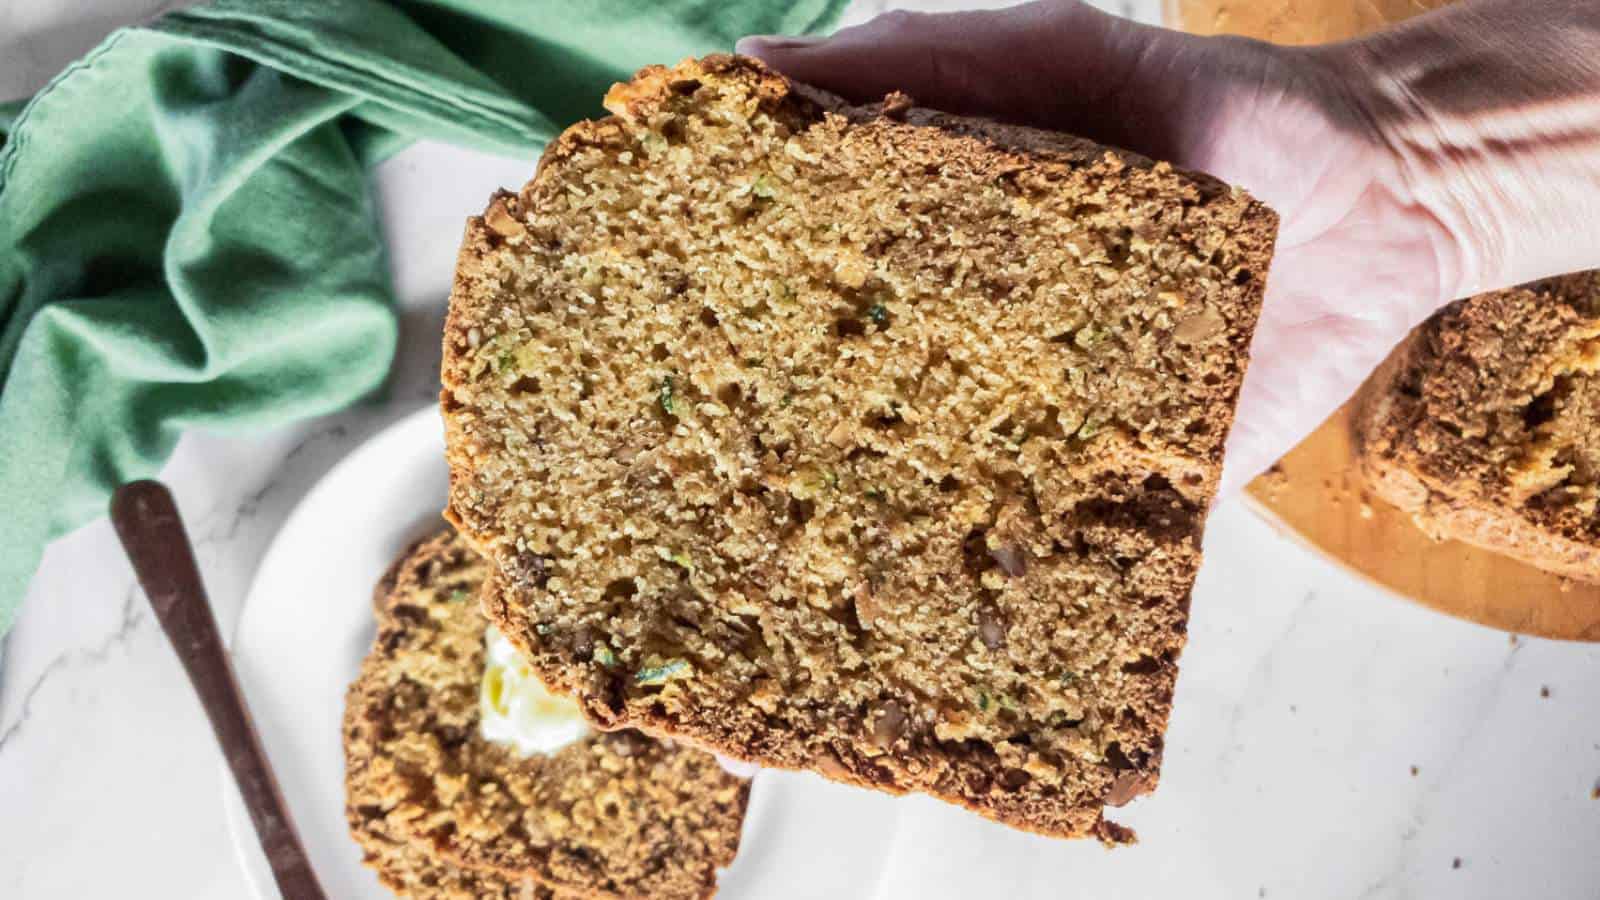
[0,0,846,634]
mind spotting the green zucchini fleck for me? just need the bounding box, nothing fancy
[635,659,692,686]
[658,375,676,415]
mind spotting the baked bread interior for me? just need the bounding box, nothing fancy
[442,55,1277,840]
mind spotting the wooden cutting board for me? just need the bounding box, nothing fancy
[1244,405,1600,642]
[1164,0,1456,44]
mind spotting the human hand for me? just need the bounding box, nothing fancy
[738,0,1600,496]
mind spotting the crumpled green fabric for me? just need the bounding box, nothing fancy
[0,0,846,634]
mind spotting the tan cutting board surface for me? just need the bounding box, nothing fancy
[1245,405,1600,642]
[1164,0,1455,44]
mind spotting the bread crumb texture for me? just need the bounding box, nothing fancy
[343,531,748,899]
[442,55,1277,841]
[1354,271,1600,581]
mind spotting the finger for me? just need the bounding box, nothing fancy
[739,4,1114,120]
[737,0,1215,165]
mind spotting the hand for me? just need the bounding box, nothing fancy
[739,0,1600,496]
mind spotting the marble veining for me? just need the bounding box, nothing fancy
[0,585,144,756]
[1211,590,1317,779]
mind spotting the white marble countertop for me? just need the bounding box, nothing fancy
[2,1,1597,898]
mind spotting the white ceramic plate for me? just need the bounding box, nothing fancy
[222,404,906,899]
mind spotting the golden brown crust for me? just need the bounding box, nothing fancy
[442,55,1277,841]
[346,818,555,900]
[1353,272,1600,581]
[343,532,749,899]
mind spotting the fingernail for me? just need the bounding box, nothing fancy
[735,34,825,57]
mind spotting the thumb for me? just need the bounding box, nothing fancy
[736,0,1230,168]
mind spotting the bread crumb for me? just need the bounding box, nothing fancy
[1255,464,1289,500]
[880,91,914,119]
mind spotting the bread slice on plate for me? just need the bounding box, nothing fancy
[442,54,1278,841]
[343,531,749,899]
[344,819,551,900]
[1353,271,1600,581]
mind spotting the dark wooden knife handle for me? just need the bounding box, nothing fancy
[111,480,327,900]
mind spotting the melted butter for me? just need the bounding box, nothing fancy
[480,625,589,756]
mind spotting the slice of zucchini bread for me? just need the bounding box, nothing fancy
[343,531,749,899]
[346,808,553,900]
[1353,272,1600,581]
[442,55,1278,840]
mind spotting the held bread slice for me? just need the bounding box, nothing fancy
[1353,272,1600,581]
[442,55,1278,841]
[343,531,749,899]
